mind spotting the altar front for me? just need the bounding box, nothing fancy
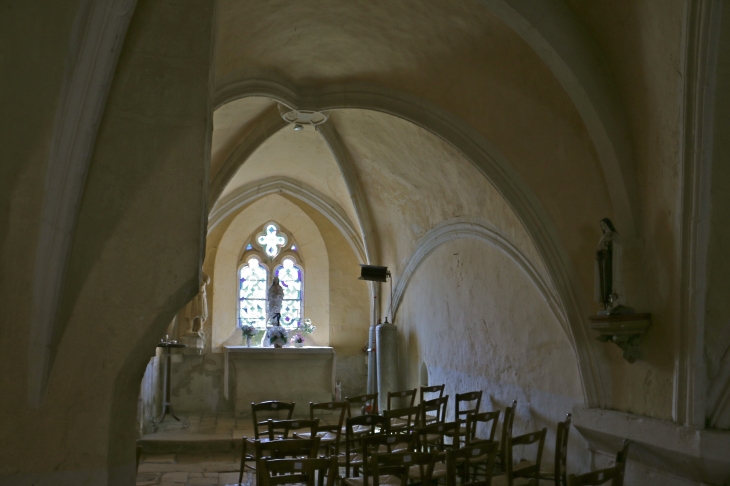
[224,346,336,417]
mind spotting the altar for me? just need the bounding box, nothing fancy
[224,346,336,417]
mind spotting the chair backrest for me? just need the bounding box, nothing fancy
[254,438,321,463]
[387,389,417,410]
[498,400,517,469]
[419,384,445,402]
[445,442,498,486]
[383,404,422,433]
[465,410,500,445]
[507,428,547,483]
[266,419,320,441]
[455,391,483,422]
[367,451,436,486]
[260,457,338,486]
[362,432,416,457]
[554,413,572,485]
[566,439,630,486]
[251,401,296,440]
[422,396,449,424]
[415,421,459,452]
[346,393,379,417]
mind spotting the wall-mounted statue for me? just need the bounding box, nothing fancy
[187,272,211,333]
[594,218,633,315]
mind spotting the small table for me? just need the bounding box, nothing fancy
[153,342,187,426]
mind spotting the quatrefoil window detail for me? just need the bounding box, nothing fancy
[257,223,288,258]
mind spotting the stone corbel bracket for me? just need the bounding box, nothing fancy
[589,313,651,363]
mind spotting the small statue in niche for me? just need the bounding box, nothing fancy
[594,218,633,315]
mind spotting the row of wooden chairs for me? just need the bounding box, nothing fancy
[255,439,631,486]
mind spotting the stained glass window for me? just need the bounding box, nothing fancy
[275,257,303,328]
[257,223,288,258]
[238,257,268,329]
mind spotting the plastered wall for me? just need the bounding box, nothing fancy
[398,238,588,473]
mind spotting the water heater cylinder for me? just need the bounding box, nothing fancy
[376,320,398,412]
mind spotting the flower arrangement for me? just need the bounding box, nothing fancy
[298,318,316,336]
[240,325,256,338]
[266,326,288,347]
[292,332,305,344]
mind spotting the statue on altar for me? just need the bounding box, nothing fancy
[261,276,285,347]
[594,218,632,315]
[181,272,210,353]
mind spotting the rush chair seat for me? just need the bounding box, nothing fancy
[420,385,446,423]
[340,414,389,478]
[294,401,347,457]
[445,442,499,486]
[260,456,338,486]
[514,413,571,485]
[567,439,630,486]
[345,451,436,486]
[492,428,547,486]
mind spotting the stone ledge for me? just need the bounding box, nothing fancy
[572,406,730,484]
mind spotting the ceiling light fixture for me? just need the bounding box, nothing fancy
[293,123,304,131]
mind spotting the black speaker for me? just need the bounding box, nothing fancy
[358,264,390,282]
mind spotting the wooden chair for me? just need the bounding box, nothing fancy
[446,391,483,446]
[422,396,449,425]
[413,421,460,480]
[252,401,296,440]
[383,404,421,434]
[387,389,417,410]
[260,457,338,486]
[567,439,630,486]
[446,442,499,486]
[492,428,547,486]
[495,400,517,472]
[420,384,445,423]
[265,419,320,441]
[340,414,389,478]
[345,393,379,437]
[347,393,379,417]
[239,437,321,486]
[294,401,347,456]
[345,451,436,486]
[515,413,571,485]
[465,410,501,446]
[361,432,417,457]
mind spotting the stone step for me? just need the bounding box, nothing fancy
[138,435,242,454]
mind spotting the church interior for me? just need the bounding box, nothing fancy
[3,1,730,485]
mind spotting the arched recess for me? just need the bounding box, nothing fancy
[209,176,366,264]
[214,79,610,407]
[390,218,568,344]
[211,194,329,350]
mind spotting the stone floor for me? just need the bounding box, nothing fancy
[137,411,254,486]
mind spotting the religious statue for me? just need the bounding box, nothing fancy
[261,276,285,347]
[594,218,632,315]
[267,276,284,326]
[186,272,211,333]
